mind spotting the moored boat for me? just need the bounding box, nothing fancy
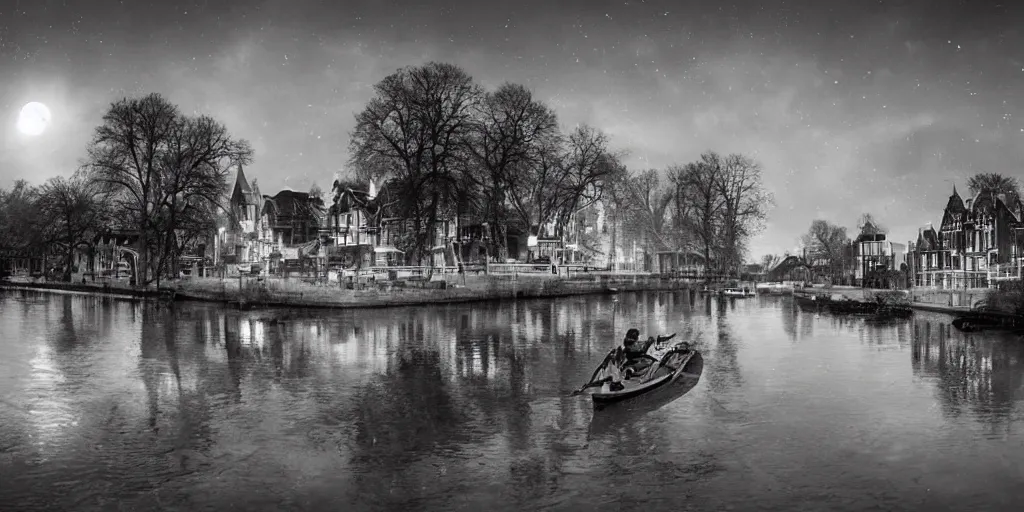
[721,287,752,298]
[795,291,914,318]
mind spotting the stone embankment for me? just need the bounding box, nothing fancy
[1,273,695,309]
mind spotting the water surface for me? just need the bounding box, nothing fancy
[1,289,1023,511]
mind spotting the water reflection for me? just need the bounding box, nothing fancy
[2,290,1024,510]
[912,317,1024,433]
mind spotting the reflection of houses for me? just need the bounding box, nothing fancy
[909,186,1024,289]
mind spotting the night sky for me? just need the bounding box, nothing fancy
[1,0,1022,257]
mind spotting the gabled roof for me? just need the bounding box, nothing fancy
[916,226,939,251]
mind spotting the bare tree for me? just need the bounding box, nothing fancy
[153,115,252,283]
[466,82,559,259]
[36,170,110,281]
[801,220,850,283]
[715,153,773,272]
[621,168,675,252]
[857,213,886,235]
[349,62,484,265]
[506,125,614,241]
[554,126,615,232]
[674,153,725,274]
[760,254,782,275]
[87,93,178,286]
[87,93,252,286]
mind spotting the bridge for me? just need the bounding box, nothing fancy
[766,255,811,282]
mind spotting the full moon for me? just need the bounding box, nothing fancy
[16,102,52,136]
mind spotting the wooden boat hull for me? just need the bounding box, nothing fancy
[592,349,696,406]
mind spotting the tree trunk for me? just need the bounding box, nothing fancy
[137,229,147,287]
[609,207,618,270]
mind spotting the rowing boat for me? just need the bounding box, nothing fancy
[574,333,700,408]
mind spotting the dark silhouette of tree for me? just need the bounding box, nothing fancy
[967,172,1021,211]
[466,82,560,260]
[36,170,110,281]
[0,180,45,257]
[349,62,484,265]
[87,93,252,286]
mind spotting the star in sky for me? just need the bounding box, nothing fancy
[1,0,1022,257]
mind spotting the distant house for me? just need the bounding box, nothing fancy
[263,189,325,247]
[322,181,398,269]
[218,166,270,267]
[910,225,942,286]
[853,221,906,287]
[0,247,45,277]
[87,230,140,281]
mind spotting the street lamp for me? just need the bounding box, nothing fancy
[215,227,226,278]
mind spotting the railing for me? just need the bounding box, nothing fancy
[488,263,558,276]
[987,263,1021,284]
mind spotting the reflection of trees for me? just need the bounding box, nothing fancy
[781,299,798,341]
[352,346,464,460]
[912,317,1024,432]
[703,299,742,393]
[798,307,815,339]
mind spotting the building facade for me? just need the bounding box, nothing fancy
[853,221,906,286]
[910,186,1024,289]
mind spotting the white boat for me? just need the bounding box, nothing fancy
[721,287,751,298]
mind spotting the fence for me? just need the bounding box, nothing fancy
[910,287,990,308]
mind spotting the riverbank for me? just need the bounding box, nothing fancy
[0,273,695,309]
[792,286,976,316]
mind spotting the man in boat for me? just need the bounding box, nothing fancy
[621,328,656,376]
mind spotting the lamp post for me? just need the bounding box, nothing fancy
[216,227,226,279]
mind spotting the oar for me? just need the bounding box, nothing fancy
[571,348,616,396]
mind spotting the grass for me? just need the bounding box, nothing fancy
[980,282,1024,315]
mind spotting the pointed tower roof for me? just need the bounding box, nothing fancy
[234,166,252,194]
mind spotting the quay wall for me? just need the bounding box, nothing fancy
[0,273,696,310]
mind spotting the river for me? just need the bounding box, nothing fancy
[1,289,1023,511]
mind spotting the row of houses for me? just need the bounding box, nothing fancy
[764,185,1024,291]
[766,221,908,287]
[216,168,611,277]
[907,186,1024,289]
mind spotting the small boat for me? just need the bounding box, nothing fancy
[721,287,751,298]
[574,333,699,407]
